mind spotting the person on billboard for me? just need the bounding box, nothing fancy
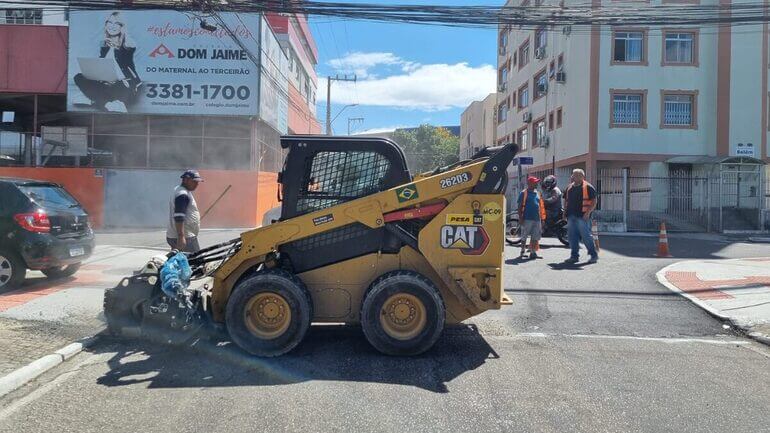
[73,11,142,112]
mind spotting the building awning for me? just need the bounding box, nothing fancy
[666,155,766,165]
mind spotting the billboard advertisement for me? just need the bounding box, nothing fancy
[67,10,262,116]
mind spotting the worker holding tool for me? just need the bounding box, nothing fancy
[517,176,546,259]
[563,168,598,264]
[167,169,203,253]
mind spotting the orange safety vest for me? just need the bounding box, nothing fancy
[520,188,546,221]
[566,181,595,214]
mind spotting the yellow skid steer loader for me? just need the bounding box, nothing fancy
[104,136,518,356]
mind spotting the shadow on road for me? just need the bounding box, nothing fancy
[92,324,498,393]
[597,236,757,260]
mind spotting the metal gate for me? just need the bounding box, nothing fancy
[104,169,181,228]
[719,164,763,231]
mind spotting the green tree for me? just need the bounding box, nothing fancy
[392,124,459,174]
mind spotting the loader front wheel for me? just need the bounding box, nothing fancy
[361,271,445,356]
[226,270,312,357]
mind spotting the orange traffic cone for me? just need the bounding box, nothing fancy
[655,221,672,257]
[591,219,600,252]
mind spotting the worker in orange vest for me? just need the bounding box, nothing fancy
[517,176,546,259]
[563,168,598,264]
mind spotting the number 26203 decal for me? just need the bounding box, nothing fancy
[439,172,473,189]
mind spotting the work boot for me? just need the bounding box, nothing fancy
[519,248,526,258]
[588,255,599,264]
[529,251,540,259]
[564,257,579,264]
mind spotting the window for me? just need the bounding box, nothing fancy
[557,54,564,72]
[513,52,517,67]
[533,118,547,147]
[519,39,530,69]
[2,9,43,24]
[497,102,508,124]
[499,30,509,54]
[298,151,391,214]
[518,83,529,109]
[535,27,547,50]
[548,111,555,131]
[611,91,646,127]
[662,91,697,128]
[613,30,646,64]
[556,107,563,128]
[549,60,556,80]
[499,66,509,90]
[664,31,696,65]
[517,127,529,151]
[534,69,547,100]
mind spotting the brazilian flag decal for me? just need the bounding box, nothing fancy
[395,184,419,203]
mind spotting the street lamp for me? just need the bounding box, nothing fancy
[348,117,364,135]
[328,104,358,134]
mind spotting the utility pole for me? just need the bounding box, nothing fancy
[326,74,357,135]
[348,117,364,135]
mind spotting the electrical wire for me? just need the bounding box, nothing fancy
[5,0,770,29]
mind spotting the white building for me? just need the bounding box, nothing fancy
[460,93,498,160]
[497,0,768,231]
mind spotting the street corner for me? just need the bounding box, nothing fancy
[656,257,770,344]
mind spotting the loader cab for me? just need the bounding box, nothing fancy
[278,136,412,220]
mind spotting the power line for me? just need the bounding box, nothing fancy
[9,0,770,29]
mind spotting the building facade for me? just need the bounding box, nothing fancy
[0,4,322,228]
[498,0,769,173]
[266,12,322,135]
[497,0,768,231]
[460,93,498,160]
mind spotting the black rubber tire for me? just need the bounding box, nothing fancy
[0,250,26,291]
[225,269,312,357]
[42,263,81,279]
[103,275,157,337]
[360,271,445,356]
[557,226,569,246]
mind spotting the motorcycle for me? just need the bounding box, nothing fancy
[505,212,569,246]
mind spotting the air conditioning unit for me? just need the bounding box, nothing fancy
[522,112,532,123]
[497,83,507,92]
[540,136,550,147]
[535,47,546,60]
[562,25,572,36]
[555,72,566,83]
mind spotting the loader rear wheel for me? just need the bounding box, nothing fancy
[361,271,445,356]
[226,270,312,357]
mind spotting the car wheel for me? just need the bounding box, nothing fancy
[42,263,81,279]
[0,250,25,290]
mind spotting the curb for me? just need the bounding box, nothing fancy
[0,336,96,399]
[656,262,770,347]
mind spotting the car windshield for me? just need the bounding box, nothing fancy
[19,185,81,209]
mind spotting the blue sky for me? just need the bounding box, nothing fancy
[309,0,498,135]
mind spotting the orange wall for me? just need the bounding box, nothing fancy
[0,167,104,227]
[197,170,259,228]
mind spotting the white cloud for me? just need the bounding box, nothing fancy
[328,52,406,78]
[353,126,405,135]
[320,61,496,111]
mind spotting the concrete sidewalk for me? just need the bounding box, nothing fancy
[657,258,770,344]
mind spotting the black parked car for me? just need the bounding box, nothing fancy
[0,178,95,290]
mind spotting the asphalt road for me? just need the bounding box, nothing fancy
[1,233,768,433]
